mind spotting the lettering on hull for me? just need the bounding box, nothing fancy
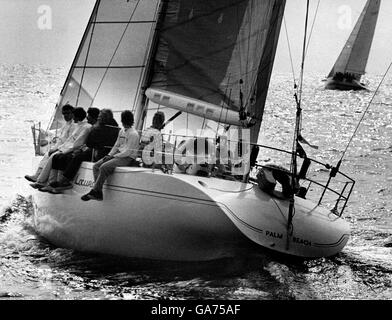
[74,175,94,188]
[292,237,312,246]
[259,229,312,247]
[265,230,283,239]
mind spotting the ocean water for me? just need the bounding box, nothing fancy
[0,64,391,300]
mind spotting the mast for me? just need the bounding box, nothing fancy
[286,0,310,251]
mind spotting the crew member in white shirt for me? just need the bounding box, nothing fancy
[43,107,93,191]
[30,107,91,190]
[81,110,139,201]
[24,104,75,182]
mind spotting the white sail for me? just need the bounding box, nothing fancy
[49,0,160,129]
[328,0,381,79]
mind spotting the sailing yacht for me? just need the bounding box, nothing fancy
[325,0,381,91]
[30,0,355,261]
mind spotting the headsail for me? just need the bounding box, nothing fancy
[49,0,160,130]
[328,0,381,80]
[144,0,286,143]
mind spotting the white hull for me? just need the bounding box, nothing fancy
[32,162,350,261]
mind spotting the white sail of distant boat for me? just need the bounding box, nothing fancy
[29,0,355,261]
[325,0,381,90]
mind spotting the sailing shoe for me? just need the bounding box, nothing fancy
[49,188,64,194]
[52,181,74,193]
[30,182,45,189]
[88,189,103,201]
[24,175,37,183]
[57,181,73,188]
[38,186,55,193]
[81,191,92,201]
[81,189,103,201]
[49,181,61,188]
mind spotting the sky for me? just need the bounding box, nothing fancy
[276,0,392,75]
[0,0,391,76]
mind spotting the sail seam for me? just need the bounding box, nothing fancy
[89,0,143,107]
[73,66,145,69]
[92,20,156,24]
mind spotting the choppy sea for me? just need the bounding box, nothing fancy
[0,64,391,300]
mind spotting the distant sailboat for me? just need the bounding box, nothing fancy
[325,0,381,91]
[29,0,355,261]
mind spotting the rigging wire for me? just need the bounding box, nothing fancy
[242,3,250,98]
[284,0,320,90]
[217,75,232,135]
[340,61,392,163]
[283,16,297,88]
[291,0,310,174]
[286,0,311,250]
[297,0,310,107]
[305,0,321,58]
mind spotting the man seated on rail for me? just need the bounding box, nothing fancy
[24,104,75,183]
[29,107,91,191]
[49,108,119,192]
[81,110,140,201]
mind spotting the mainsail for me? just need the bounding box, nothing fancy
[328,0,381,80]
[49,0,286,146]
[146,0,286,143]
